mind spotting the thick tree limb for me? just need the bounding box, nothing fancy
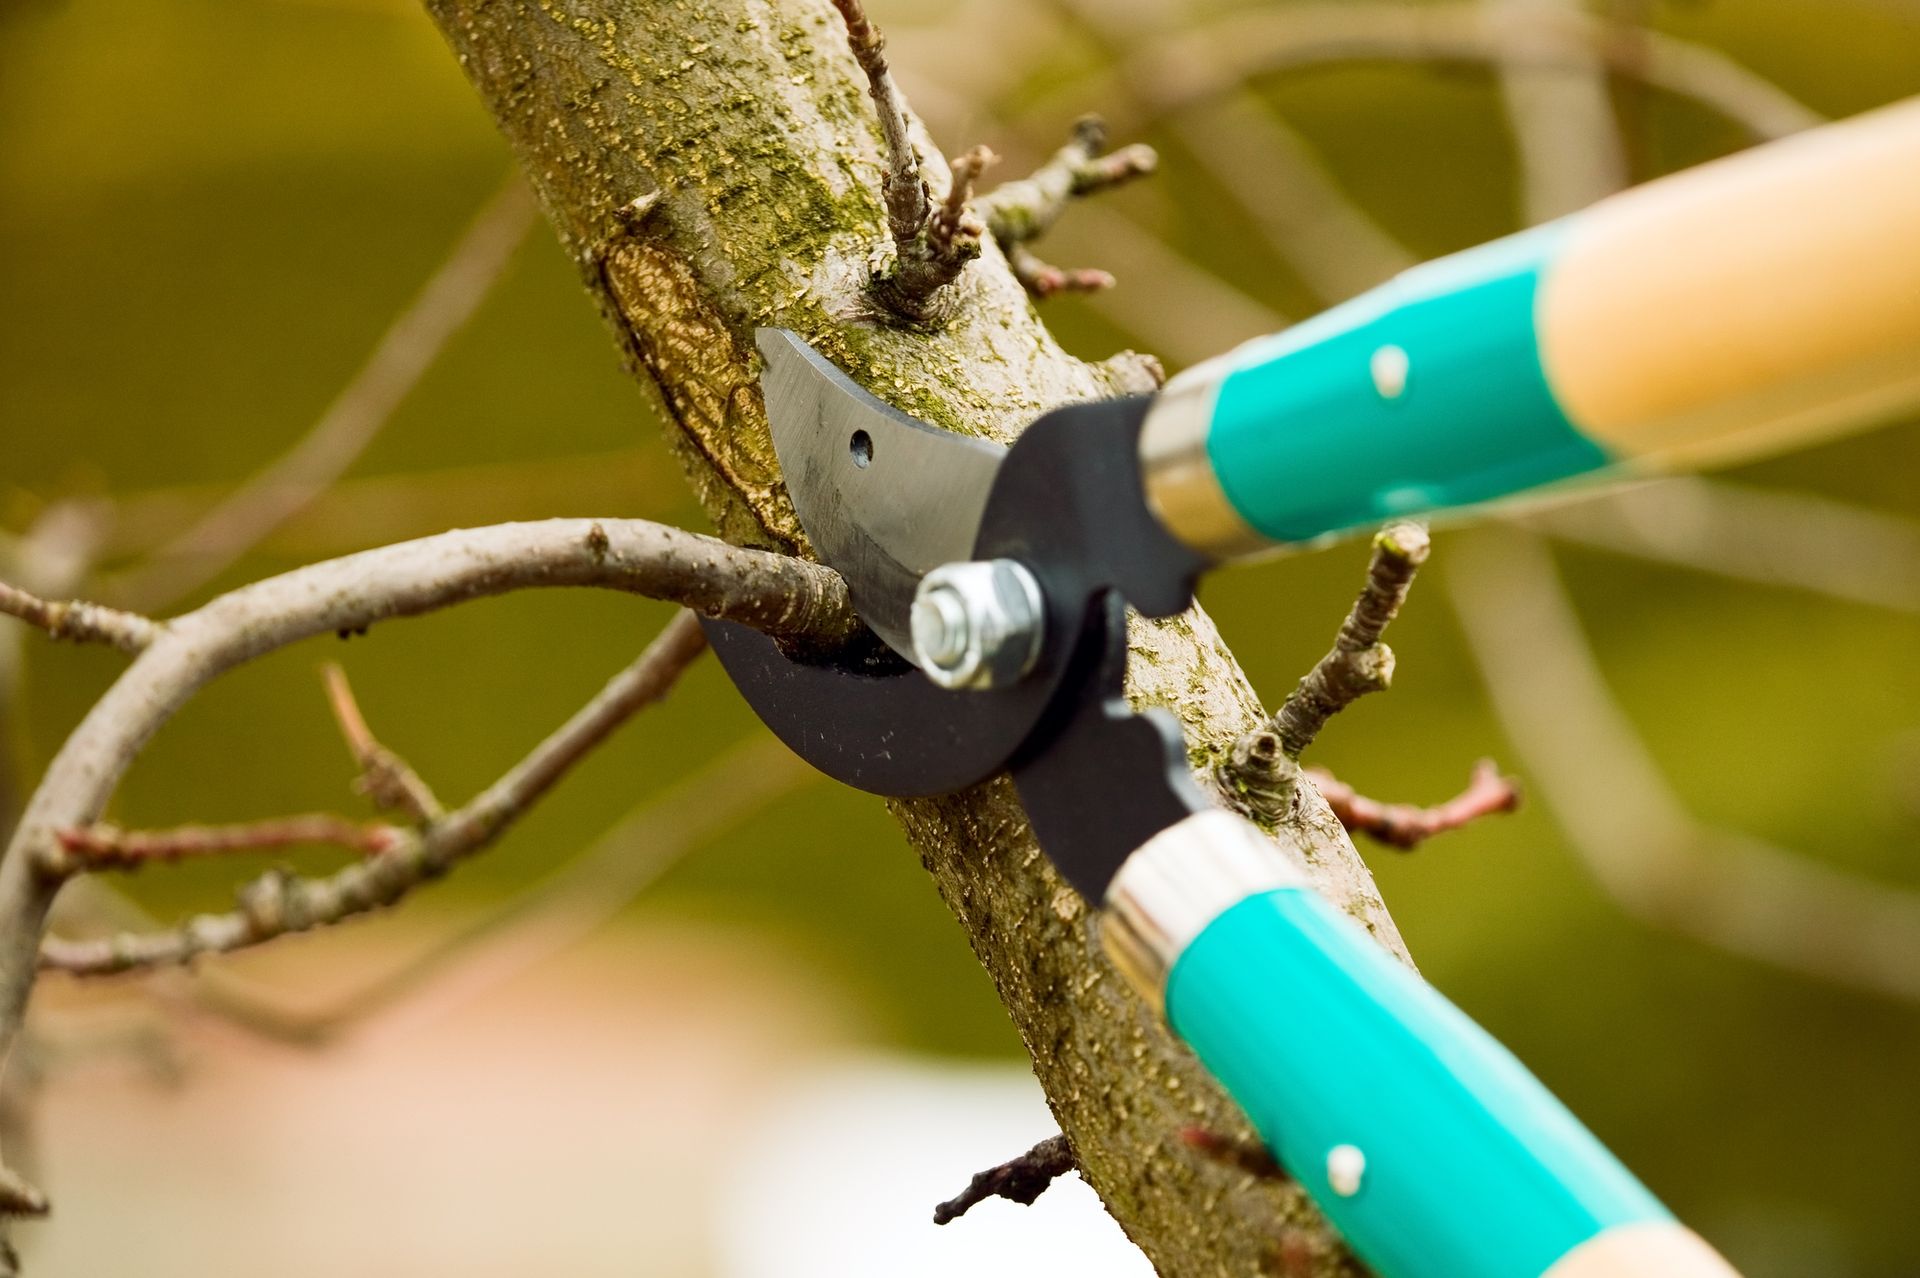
[418,4,1404,1272]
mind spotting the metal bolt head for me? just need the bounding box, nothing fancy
[911,559,1046,690]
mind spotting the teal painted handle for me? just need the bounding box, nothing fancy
[1141,99,1920,553]
[1188,227,1606,546]
[1166,886,1668,1278]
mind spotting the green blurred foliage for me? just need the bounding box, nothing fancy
[3,1,1919,1273]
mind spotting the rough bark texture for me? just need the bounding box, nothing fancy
[424,2,1408,1271]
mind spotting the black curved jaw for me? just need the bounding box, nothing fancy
[712,331,1216,899]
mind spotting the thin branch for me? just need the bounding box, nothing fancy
[1161,91,1416,301]
[1039,0,1413,302]
[1445,529,1920,1004]
[1049,203,1290,365]
[40,612,709,975]
[0,515,851,1077]
[1307,761,1520,851]
[976,116,1155,246]
[974,116,1156,301]
[1005,244,1113,300]
[1271,521,1430,759]
[1104,5,1823,144]
[1513,477,1920,615]
[103,174,539,611]
[0,1166,45,1220]
[831,0,930,252]
[1488,0,1629,222]
[323,664,444,823]
[0,581,156,655]
[831,0,986,317]
[54,816,401,871]
[170,734,809,1047]
[933,1133,1076,1225]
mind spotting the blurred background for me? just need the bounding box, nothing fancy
[3,0,1918,1274]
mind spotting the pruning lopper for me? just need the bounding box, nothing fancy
[706,98,1920,1277]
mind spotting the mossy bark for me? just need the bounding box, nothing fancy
[424,2,1405,1271]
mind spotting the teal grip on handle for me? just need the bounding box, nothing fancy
[1198,225,1610,544]
[1166,886,1667,1278]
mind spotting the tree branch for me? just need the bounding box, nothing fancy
[831,0,987,318]
[933,1133,1077,1225]
[1271,521,1431,759]
[415,5,1417,1271]
[0,517,852,1085]
[323,664,445,823]
[974,115,1156,300]
[1307,761,1520,851]
[161,735,810,1047]
[39,611,708,974]
[0,581,156,655]
[53,817,401,871]
[1104,4,1823,144]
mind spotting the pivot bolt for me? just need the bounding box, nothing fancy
[910,559,1046,690]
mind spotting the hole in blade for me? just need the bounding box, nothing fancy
[849,429,873,469]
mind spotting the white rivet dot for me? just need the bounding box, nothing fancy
[1370,344,1410,400]
[1326,1144,1366,1197]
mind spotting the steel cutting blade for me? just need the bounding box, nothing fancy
[757,329,1004,659]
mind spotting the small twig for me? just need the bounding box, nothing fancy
[323,664,444,823]
[39,612,709,974]
[933,1133,1076,1225]
[831,0,929,252]
[1270,521,1430,759]
[1307,761,1520,851]
[0,580,156,654]
[831,0,988,317]
[975,116,1157,301]
[1180,1126,1287,1181]
[1005,244,1113,300]
[930,144,996,260]
[55,816,401,871]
